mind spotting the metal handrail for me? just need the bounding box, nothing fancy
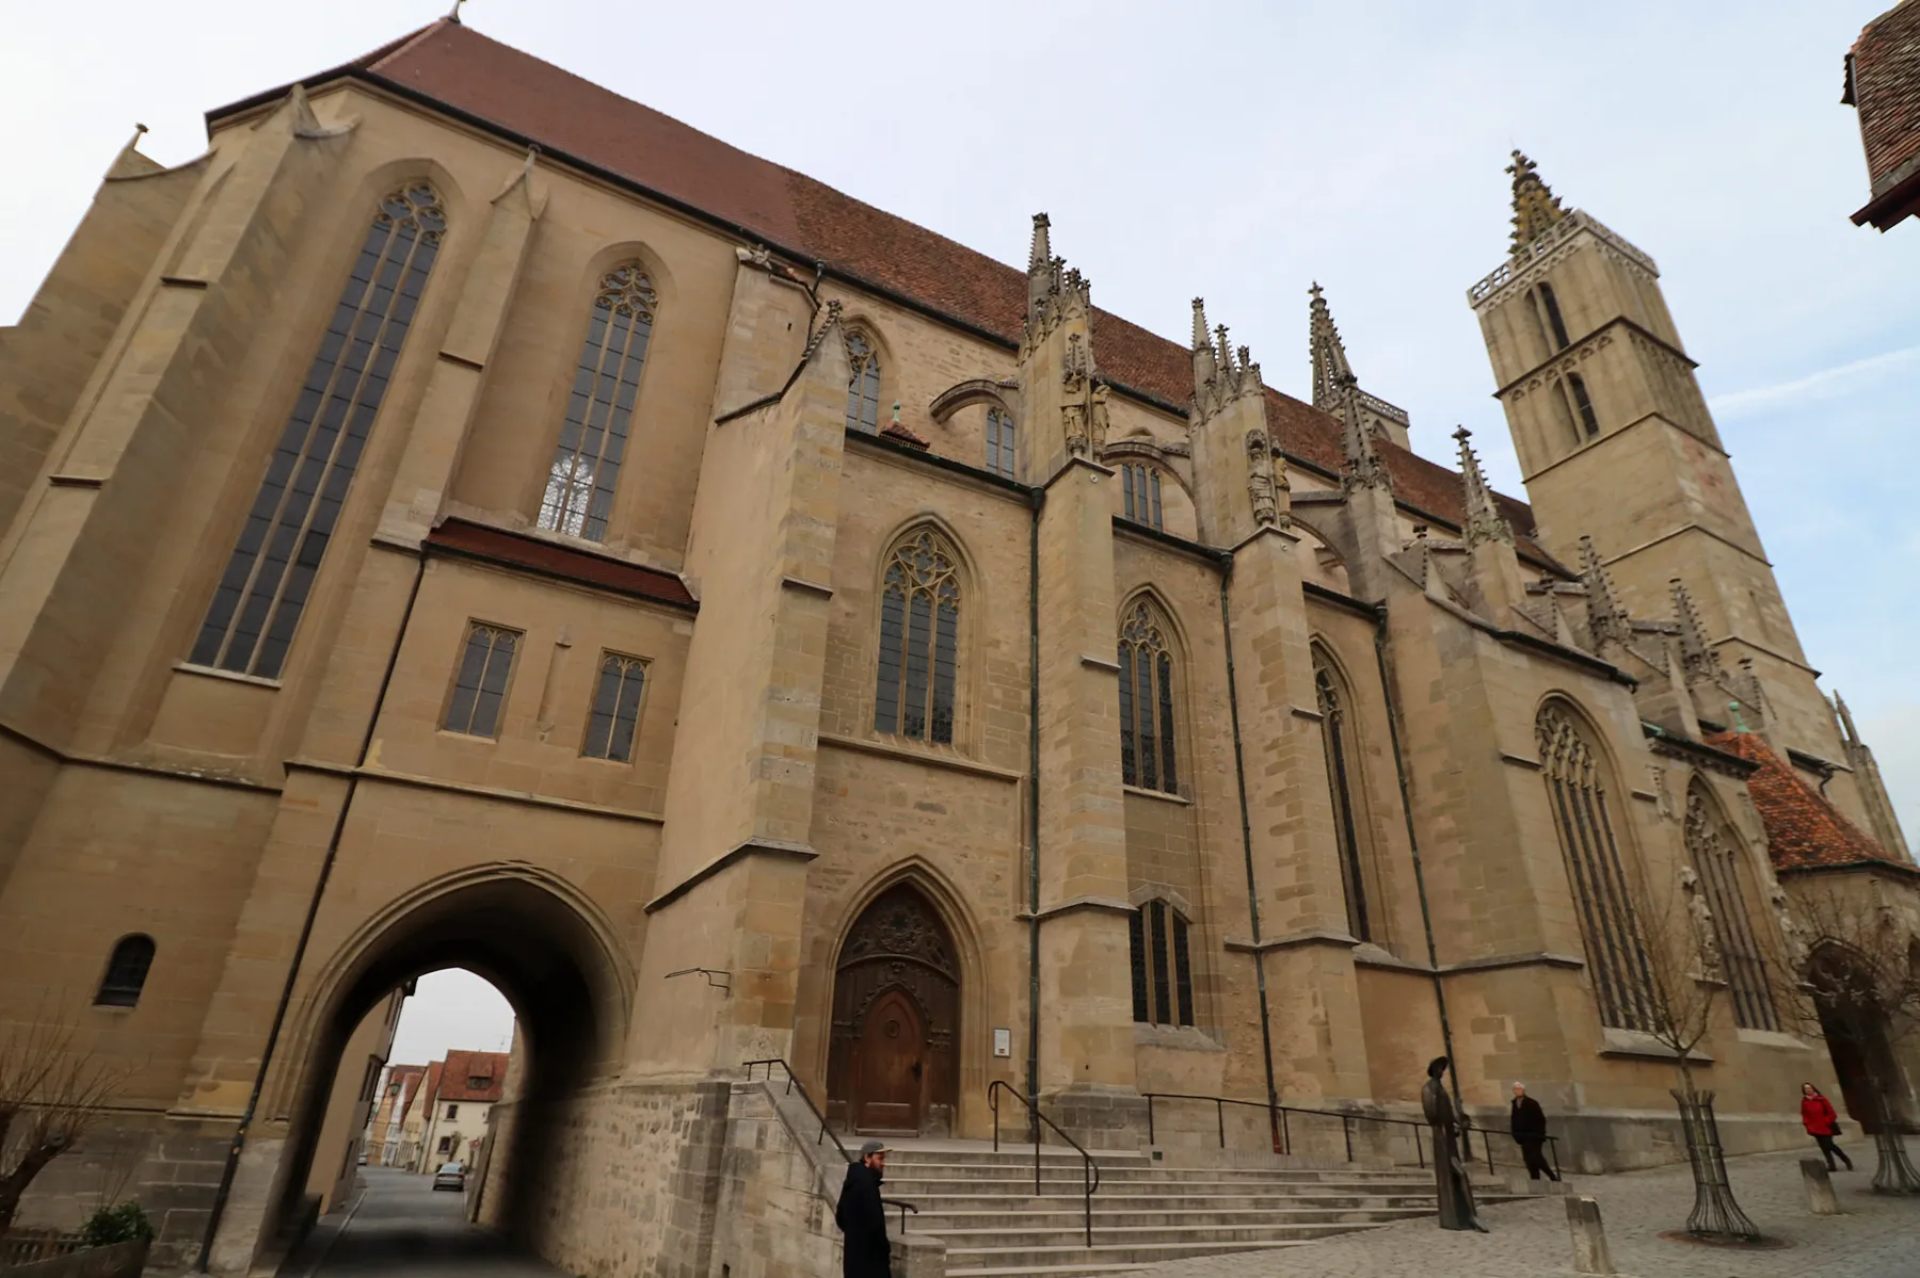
[1140,1091,1561,1178]
[882,1197,919,1233]
[743,1059,853,1163]
[987,1081,1101,1246]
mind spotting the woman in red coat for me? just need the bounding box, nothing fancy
[1802,1082,1853,1171]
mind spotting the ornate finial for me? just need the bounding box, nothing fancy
[1309,282,1356,410]
[1506,150,1569,253]
[1833,692,1861,744]
[447,0,467,21]
[1729,701,1750,734]
[1028,213,1052,274]
[1339,394,1389,493]
[1577,535,1629,646]
[1453,427,1514,549]
[1191,297,1209,351]
[1214,324,1234,380]
[1670,578,1723,683]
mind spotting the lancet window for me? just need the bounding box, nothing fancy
[190,184,445,678]
[985,407,1017,479]
[1118,600,1179,794]
[444,623,520,738]
[1685,786,1780,1032]
[1121,464,1164,530]
[95,935,156,1008]
[874,531,959,744]
[845,331,882,433]
[583,653,648,763]
[538,262,658,541]
[1564,373,1601,438]
[1315,659,1372,943]
[1129,899,1195,1027]
[1533,282,1571,351]
[1537,703,1656,1032]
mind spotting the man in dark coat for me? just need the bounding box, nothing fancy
[836,1139,891,1278]
[1421,1056,1486,1232]
[1509,1082,1560,1181]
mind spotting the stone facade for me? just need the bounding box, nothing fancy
[0,17,1912,1277]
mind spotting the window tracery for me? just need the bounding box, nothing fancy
[1121,464,1164,530]
[1685,786,1779,1031]
[1128,899,1195,1027]
[1315,659,1372,942]
[539,262,658,541]
[985,407,1016,479]
[1118,600,1178,793]
[845,330,882,433]
[874,531,959,744]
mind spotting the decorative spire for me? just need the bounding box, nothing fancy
[1189,297,1217,399]
[1191,297,1209,351]
[1670,578,1724,683]
[1833,691,1861,745]
[1339,392,1389,492]
[1577,536,1630,646]
[1453,427,1514,549]
[1506,150,1569,253]
[1308,282,1356,410]
[1028,212,1052,275]
[1214,324,1235,382]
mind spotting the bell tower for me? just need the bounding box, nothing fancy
[1467,152,1872,796]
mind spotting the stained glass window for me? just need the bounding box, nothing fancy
[539,263,657,540]
[1118,600,1178,793]
[874,531,959,744]
[1685,786,1779,1031]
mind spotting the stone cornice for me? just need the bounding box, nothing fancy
[1468,209,1659,311]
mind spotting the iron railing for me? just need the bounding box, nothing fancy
[1140,1091,1561,1180]
[741,1060,920,1224]
[987,1082,1100,1246]
[882,1198,919,1233]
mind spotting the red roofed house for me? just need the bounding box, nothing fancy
[1846,0,1920,230]
[0,14,1911,1274]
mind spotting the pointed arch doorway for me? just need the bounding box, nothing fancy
[827,884,961,1136]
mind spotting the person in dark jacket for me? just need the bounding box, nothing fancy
[836,1139,892,1278]
[1801,1082,1853,1171]
[1508,1083,1560,1181]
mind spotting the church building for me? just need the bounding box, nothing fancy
[0,16,1911,1275]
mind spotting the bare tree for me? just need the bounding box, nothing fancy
[0,1018,123,1237]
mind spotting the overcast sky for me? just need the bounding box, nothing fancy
[4,0,1914,960]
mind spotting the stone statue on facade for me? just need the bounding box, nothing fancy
[1245,429,1281,526]
[1089,380,1111,454]
[1421,1057,1486,1232]
[1680,865,1723,980]
[1770,881,1809,971]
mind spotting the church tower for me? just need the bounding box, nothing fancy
[1468,152,1879,809]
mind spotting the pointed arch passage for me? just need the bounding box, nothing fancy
[1118,599,1178,794]
[827,884,961,1135]
[191,184,445,678]
[1314,654,1372,943]
[538,262,658,540]
[1537,703,1656,1032]
[1684,786,1779,1031]
[874,530,959,744]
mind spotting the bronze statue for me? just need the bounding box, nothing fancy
[1421,1056,1486,1232]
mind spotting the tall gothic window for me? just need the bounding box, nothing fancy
[1129,899,1195,1027]
[1685,786,1780,1032]
[874,530,959,744]
[845,331,882,433]
[583,653,648,762]
[1315,658,1371,943]
[95,935,156,1008]
[190,184,445,678]
[1121,464,1164,530]
[1534,283,1571,350]
[539,263,658,541]
[985,407,1016,479]
[1538,703,1656,1031]
[444,623,519,738]
[1564,373,1600,438]
[1118,600,1178,793]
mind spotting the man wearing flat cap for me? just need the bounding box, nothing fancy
[836,1139,892,1278]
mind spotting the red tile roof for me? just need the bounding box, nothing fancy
[1848,1,1920,227]
[426,517,697,610]
[217,21,1556,570]
[434,1049,509,1103]
[1707,730,1897,871]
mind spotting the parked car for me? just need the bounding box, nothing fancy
[432,1162,466,1191]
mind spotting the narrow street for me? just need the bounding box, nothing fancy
[292,1168,564,1277]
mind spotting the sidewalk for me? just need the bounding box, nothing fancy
[1142,1149,1920,1278]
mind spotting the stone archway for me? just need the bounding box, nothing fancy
[826,884,960,1136]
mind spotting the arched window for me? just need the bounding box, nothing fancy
[1118,599,1178,793]
[1534,283,1571,350]
[845,330,882,434]
[1121,464,1164,530]
[1537,703,1656,1031]
[96,935,156,1008]
[1315,658,1371,942]
[1128,898,1194,1027]
[444,623,520,737]
[539,262,658,541]
[1565,373,1600,438]
[1685,786,1779,1031]
[191,184,446,679]
[985,407,1016,479]
[874,530,959,744]
[583,652,648,762]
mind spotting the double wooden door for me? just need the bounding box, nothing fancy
[827,885,959,1136]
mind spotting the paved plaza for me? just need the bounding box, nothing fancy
[1144,1148,1920,1278]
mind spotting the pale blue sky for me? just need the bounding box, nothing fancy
[3,0,1913,985]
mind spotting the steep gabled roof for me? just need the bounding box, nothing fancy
[434,1049,509,1103]
[1707,729,1899,871]
[210,20,1559,570]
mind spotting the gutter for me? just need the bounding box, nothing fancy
[1025,486,1044,1120]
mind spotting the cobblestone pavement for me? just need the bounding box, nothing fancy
[1143,1149,1920,1278]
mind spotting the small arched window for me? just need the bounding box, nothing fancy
[1128,899,1194,1027]
[845,331,882,434]
[1118,600,1178,794]
[539,262,658,541]
[1538,703,1656,1031]
[874,530,959,744]
[1565,373,1600,438]
[985,407,1016,479]
[1315,659,1371,943]
[96,935,156,1008]
[1685,786,1779,1031]
[1121,464,1163,530]
[1534,283,1571,350]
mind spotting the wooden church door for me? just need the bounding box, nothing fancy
[827,884,960,1137]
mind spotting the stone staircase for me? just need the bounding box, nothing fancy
[882,1143,1524,1278]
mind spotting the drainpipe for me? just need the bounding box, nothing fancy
[1216,553,1283,1147]
[1370,607,1466,1132]
[1026,486,1044,1120]
[197,549,430,1271]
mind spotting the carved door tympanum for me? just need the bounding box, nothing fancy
[827,885,960,1136]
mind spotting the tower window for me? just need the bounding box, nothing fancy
[539,262,658,541]
[1128,900,1194,1027]
[1535,283,1571,351]
[583,653,648,762]
[95,935,156,1008]
[1565,373,1600,438]
[190,185,446,679]
[1121,464,1164,530]
[444,624,520,738]
[1118,600,1178,793]
[874,530,960,744]
[985,407,1017,479]
[845,331,882,434]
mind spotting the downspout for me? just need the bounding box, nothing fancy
[197,549,430,1271]
[1216,552,1282,1146]
[1026,486,1044,1118]
[1370,605,1466,1131]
